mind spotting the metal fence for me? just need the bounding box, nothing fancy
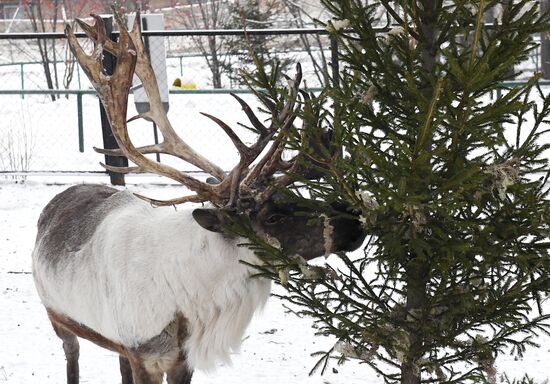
[0,26,548,176]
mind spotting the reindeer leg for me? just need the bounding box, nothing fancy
[51,323,80,384]
[126,353,163,384]
[119,355,134,384]
[167,361,193,384]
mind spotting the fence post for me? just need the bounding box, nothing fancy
[77,64,81,89]
[542,0,550,79]
[99,16,128,186]
[77,92,84,153]
[20,63,24,99]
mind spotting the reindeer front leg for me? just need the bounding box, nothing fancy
[50,322,80,384]
[119,355,134,384]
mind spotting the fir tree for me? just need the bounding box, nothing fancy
[231,0,550,383]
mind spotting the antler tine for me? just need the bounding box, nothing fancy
[198,83,304,206]
[230,93,268,136]
[244,64,337,204]
[247,109,299,183]
[237,65,303,196]
[199,112,251,156]
[256,92,334,203]
[68,10,227,205]
[191,65,305,203]
[134,193,208,206]
[100,162,140,174]
[65,22,106,88]
[93,139,222,170]
[276,63,302,123]
[197,110,269,207]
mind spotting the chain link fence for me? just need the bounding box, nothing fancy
[0,26,548,175]
[0,28,334,175]
[0,90,268,174]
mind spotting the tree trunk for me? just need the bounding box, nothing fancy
[51,0,60,91]
[209,36,222,89]
[27,2,56,101]
[401,261,429,384]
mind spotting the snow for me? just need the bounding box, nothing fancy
[1,179,550,383]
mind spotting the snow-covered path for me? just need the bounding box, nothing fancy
[0,180,548,383]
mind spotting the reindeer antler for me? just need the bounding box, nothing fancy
[67,11,230,205]
[67,9,317,208]
[201,65,302,206]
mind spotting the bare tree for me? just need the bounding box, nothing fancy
[22,0,99,97]
[280,0,331,86]
[22,0,146,96]
[24,0,58,100]
[174,0,231,88]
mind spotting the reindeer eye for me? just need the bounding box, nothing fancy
[265,214,286,225]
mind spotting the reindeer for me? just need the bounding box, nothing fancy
[31,11,366,384]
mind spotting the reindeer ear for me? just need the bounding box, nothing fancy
[192,209,224,232]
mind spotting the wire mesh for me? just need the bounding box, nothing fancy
[0,28,546,175]
[0,30,331,175]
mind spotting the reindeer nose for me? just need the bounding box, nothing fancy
[330,216,366,253]
[342,228,366,252]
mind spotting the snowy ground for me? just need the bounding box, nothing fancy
[1,178,550,384]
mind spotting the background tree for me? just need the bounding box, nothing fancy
[231,0,550,383]
[23,0,59,100]
[223,0,290,87]
[278,0,331,86]
[20,0,114,96]
[173,0,231,88]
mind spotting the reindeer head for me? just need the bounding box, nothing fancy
[66,10,366,260]
[192,196,365,260]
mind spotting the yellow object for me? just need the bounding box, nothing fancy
[172,77,197,90]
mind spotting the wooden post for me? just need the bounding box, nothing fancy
[99,15,128,186]
[542,0,550,79]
